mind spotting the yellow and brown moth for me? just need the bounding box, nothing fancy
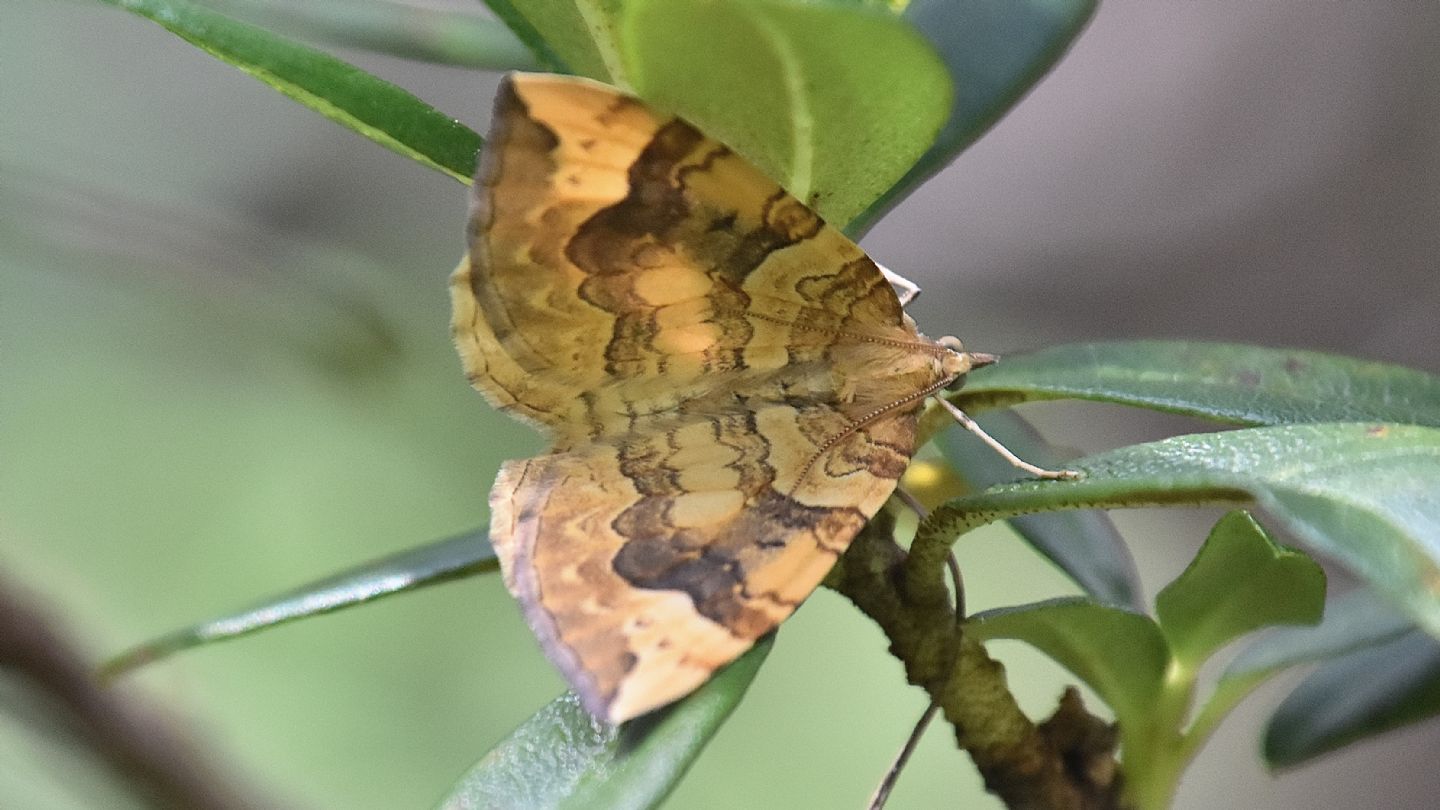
[452,73,990,724]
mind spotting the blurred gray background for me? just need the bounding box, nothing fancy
[3,1,1438,808]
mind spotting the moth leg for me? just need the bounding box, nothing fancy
[876,262,921,308]
[869,702,940,810]
[933,398,1081,480]
[869,485,963,809]
[889,484,927,518]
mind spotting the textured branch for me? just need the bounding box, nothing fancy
[0,576,278,810]
[826,512,1126,809]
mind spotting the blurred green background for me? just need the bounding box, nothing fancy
[4,1,1440,808]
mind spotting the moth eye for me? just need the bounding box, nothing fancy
[937,335,965,353]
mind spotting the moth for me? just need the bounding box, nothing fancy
[452,73,1044,724]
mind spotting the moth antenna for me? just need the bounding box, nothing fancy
[875,262,921,307]
[869,703,940,810]
[933,398,1081,480]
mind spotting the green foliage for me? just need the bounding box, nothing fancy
[96,0,484,182]
[196,0,540,68]
[1155,512,1326,669]
[101,531,497,678]
[79,0,1440,807]
[937,409,1140,608]
[1224,588,1440,768]
[1226,587,1416,681]
[957,340,1440,427]
[970,599,1171,727]
[849,0,1098,235]
[928,424,1440,639]
[488,0,953,228]
[971,513,1326,810]
[1265,630,1440,767]
[487,0,627,81]
[623,0,950,227]
[438,637,772,810]
[940,340,1440,632]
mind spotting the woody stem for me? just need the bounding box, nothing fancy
[825,513,1126,810]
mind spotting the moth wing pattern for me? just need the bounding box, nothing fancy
[452,73,910,437]
[489,400,920,722]
[454,73,960,723]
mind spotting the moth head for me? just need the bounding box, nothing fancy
[935,336,997,391]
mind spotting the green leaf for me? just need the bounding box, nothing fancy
[101,531,496,677]
[622,0,951,229]
[197,0,540,69]
[490,0,627,82]
[100,0,482,183]
[923,424,1440,645]
[967,598,1169,731]
[956,341,1440,427]
[968,598,1198,810]
[1225,587,1416,682]
[937,411,1140,608]
[480,0,571,71]
[848,0,1098,236]
[1155,511,1326,670]
[1192,587,1418,767]
[1265,629,1440,767]
[438,635,773,810]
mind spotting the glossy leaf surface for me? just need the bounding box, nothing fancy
[103,531,495,677]
[925,424,1440,642]
[438,636,772,810]
[957,341,1440,427]
[101,0,482,182]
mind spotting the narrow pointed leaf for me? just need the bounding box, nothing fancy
[438,635,772,810]
[623,0,951,229]
[968,598,1168,729]
[849,0,1098,235]
[1265,629,1440,767]
[479,0,570,71]
[487,0,626,82]
[198,0,539,69]
[937,411,1140,608]
[923,424,1440,644]
[99,0,482,182]
[102,531,496,677]
[956,341,1440,427]
[1156,511,1326,670]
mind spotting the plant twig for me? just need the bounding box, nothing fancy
[0,576,278,810]
[870,492,964,807]
[827,514,1126,809]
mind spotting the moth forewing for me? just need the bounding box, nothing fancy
[456,72,979,723]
